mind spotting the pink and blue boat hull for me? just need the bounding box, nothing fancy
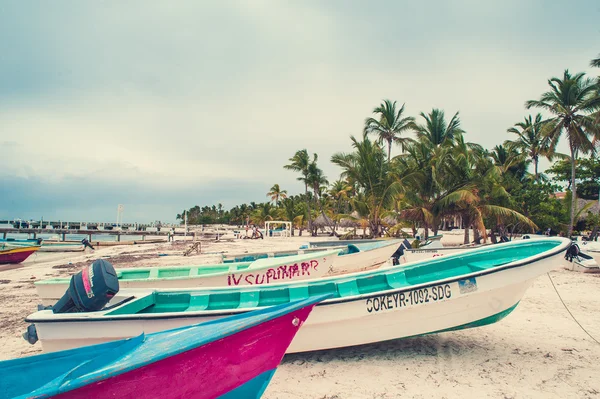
[1,296,327,399]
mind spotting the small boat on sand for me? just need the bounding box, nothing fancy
[0,246,40,266]
[25,238,572,353]
[2,296,324,399]
[224,239,402,274]
[35,249,340,305]
[0,238,90,252]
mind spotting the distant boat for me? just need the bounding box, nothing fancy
[224,239,402,273]
[2,296,325,399]
[0,238,88,252]
[0,245,40,265]
[35,249,341,305]
[25,238,572,353]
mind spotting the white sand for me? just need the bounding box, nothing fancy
[1,235,599,398]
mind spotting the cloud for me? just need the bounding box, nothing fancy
[0,1,599,220]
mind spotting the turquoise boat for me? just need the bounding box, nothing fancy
[25,238,573,353]
[35,249,341,304]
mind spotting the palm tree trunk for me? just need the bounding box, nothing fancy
[304,183,313,236]
[387,140,392,162]
[463,215,470,244]
[534,157,539,181]
[569,147,577,237]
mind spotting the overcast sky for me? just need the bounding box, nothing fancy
[1,1,599,223]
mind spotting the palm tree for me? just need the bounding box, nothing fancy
[411,108,464,147]
[507,114,555,180]
[332,133,401,236]
[591,54,600,68]
[284,150,317,234]
[266,184,287,206]
[364,100,414,161]
[526,70,600,236]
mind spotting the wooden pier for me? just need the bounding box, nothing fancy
[0,227,194,242]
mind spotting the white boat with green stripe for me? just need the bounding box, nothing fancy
[35,249,341,305]
[26,238,572,353]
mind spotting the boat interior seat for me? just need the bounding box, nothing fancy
[337,280,360,297]
[289,286,309,301]
[468,257,516,270]
[148,268,159,279]
[186,295,210,311]
[385,272,408,288]
[238,291,260,308]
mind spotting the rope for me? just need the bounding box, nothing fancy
[547,272,600,345]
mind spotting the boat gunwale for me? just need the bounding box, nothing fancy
[34,248,341,285]
[26,238,572,323]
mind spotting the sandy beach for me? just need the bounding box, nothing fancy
[1,235,599,398]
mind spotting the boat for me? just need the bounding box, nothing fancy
[24,238,573,353]
[2,296,325,399]
[394,235,482,265]
[0,245,40,266]
[224,239,402,274]
[0,238,88,252]
[35,249,341,305]
[522,235,599,273]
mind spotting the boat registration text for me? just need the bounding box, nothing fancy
[365,284,452,313]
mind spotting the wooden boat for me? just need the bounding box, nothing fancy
[2,296,324,399]
[35,249,341,305]
[0,246,40,265]
[224,239,402,274]
[25,238,572,353]
[0,238,86,253]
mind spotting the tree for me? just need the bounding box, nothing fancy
[547,156,600,200]
[411,108,464,147]
[266,184,287,206]
[526,70,600,236]
[284,150,317,234]
[364,100,414,161]
[507,114,556,180]
[591,54,600,68]
[332,133,401,236]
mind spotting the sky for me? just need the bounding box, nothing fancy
[1,1,599,223]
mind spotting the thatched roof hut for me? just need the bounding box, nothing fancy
[578,198,600,220]
[312,214,334,228]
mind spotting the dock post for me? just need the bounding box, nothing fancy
[117,234,121,242]
[61,233,66,242]
[88,234,92,242]
[33,232,37,239]
[2,232,6,239]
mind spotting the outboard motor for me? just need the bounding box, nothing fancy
[564,243,580,263]
[391,239,412,266]
[52,259,119,314]
[81,238,95,250]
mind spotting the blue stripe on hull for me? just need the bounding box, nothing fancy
[217,369,277,399]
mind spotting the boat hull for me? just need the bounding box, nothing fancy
[36,250,338,304]
[46,305,314,399]
[39,245,85,253]
[32,245,567,353]
[330,242,400,273]
[400,247,471,264]
[3,297,324,399]
[0,247,39,265]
